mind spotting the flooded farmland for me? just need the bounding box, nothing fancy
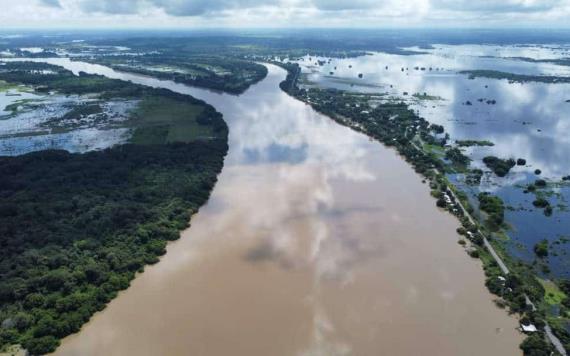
[291,45,570,277]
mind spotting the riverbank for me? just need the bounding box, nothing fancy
[276,61,567,355]
[47,63,524,356]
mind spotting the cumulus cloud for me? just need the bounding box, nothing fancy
[65,0,568,17]
[39,0,62,7]
[78,0,143,14]
[14,0,570,27]
[311,0,383,11]
[151,0,282,16]
[69,0,282,16]
[431,0,563,13]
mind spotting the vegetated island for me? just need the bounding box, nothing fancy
[275,61,569,355]
[483,156,517,177]
[0,62,228,354]
[508,57,570,68]
[460,70,570,84]
[82,55,268,94]
[49,36,280,94]
[456,140,494,147]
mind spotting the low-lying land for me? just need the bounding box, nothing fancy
[456,140,494,147]
[0,62,228,354]
[461,70,570,84]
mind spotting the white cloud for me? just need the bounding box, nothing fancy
[432,0,563,13]
[78,0,143,14]
[3,0,566,28]
[39,0,62,7]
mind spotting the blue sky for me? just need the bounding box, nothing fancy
[1,0,570,28]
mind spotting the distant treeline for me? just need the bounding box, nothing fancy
[461,70,570,84]
[86,56,268,94]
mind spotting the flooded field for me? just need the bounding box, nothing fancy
[25,59,525,356]
[291,45,570,277]
[0,75,138,155]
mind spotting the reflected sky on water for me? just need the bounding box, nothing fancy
[9,59,523,356]
[293,46,570,276]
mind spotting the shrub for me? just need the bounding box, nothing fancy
[483,156,516,177]
[534,240,549,258]
[534,179,547,187]
[478,192,505,230]
[519,334,552,355]
[533,198,550,208]
[23,336,60,355]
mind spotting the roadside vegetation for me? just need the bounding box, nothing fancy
[478,193,505,231]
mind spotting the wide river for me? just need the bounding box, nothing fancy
[38,59,523,355]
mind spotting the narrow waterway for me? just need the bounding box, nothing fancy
[37,60,523,355]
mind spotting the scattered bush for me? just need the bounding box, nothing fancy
[534,240,549,258]
[483,156,516,177]
[534,179,547,187]
[533,198,550,208]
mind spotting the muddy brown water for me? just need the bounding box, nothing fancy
[35,60,522,356]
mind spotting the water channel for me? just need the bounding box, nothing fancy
[27,59,524,356]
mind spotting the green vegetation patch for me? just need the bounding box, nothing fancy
[461,70,570,84]
[478,192,505,231]
[412,93,444,101]
[128,96,213,145]
[445,147,471,170]
[539,279,567,305]
[520,334,554,355]
[3,99,45,116]
[88,55,268,94]
[483,156,516,177]
[456,140,494,147]
[61,103,103,120]
[0,80,17,92]
[534,239,549,258]
[0,143,227,354]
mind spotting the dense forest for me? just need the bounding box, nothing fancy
[0,62,228,354]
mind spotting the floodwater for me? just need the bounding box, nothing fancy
[293,46,570,277]
[33,59,524,355]
[0,82,135,156]
[297,49,570,177]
